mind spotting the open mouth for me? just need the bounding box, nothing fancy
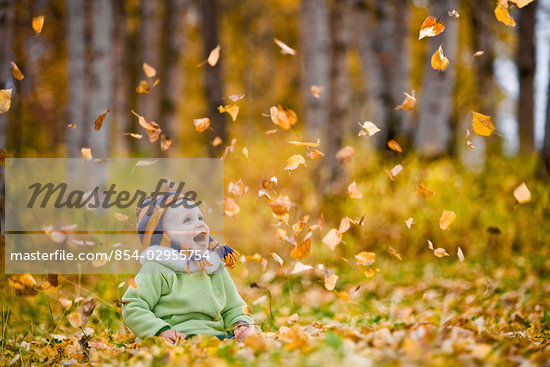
[193,232,208,245]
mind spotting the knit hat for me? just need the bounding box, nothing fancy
[136,192,238,273]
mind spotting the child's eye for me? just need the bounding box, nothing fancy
[199,217,203,221]
[183,218,191,223]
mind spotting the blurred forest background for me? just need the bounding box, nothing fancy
[2,0,550,365]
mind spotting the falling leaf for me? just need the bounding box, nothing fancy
[10,62,24,80]
[274,38,296,55]
[160,134,173,151]
[513,182,531,204]
[405,217,414,229]
[68,123,76,129]
[123,132,143,139]
[387,140,403,153]
[265,128,278,135]
[473,50,485,57]
[59,298,73,309]
[290,262,313,275]
[457,247,465,262]
[228,93,245,102]
[94,109,110,130]
[357,121,381,136]
[271,252,283,266]
[395,91,416,111]
[0,89,12,113]
[322,229,342,251]
[336,146,355,165]
[67,312,83,328]
[269,195,292,220]
[228,179,248,196]
[128,278,138,289]
[439,210,456,230]
[81,148,92,160]
[224,197,240,216]
[212,136,223,146]
[218,104,239,121]
[416,183,434,199]
[334,290,350,302]
[306,149,325,160]
[364,268,380,278]
[495,0,516,27]
[338,217,351,234]
[431,45,449,71]
[292,215,310,235]
[207,45,221,66]
[324,274,338,291]
[427,240,434,250]
[193,118,211,133]
[472,112,496,136]
[418,16,445,39]
[32,16,44,34]
[347,181,363,199]
[355,252,376,266]
[448,9,460,18]
[389,247,402,260]
[509,0,535,7]
[434,248,450,257]
[114,212,128,221]
[290,232,312,260]
[270,105,298,130]
[284,154,307,172]
[136,80,150,94]
[311,85,323,98]
[142,63,156,78]
[388,164,403,180]
[288,140,320,147]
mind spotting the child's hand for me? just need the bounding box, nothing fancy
[233,325,250,341]
[159,329,186,344]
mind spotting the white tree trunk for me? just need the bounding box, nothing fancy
[300,0,331,141]
[414,0,459,157]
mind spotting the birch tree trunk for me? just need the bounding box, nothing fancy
[202,0,227,157]
[300,0,331,141]
[414,0,459,157]
[517,1,536,154]
[543,55,550,173]
[67,0,87,157]
[89,0,113,157]
[160,0,188,147]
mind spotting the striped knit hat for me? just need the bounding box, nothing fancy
[136,192,238,272]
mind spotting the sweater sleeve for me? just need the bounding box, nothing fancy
[121,262,172,339]
[220,267,254,330]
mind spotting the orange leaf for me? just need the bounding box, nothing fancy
[193,118,211,133]
[218,104,239,121]
[347,181,363,199]
[431,45,449,71]
[306,149,325,160]
[355,251,375,266]
[10,61,24,80]
[136,80,150,94]
[472,111,496,136]
[509,0,535,7]
[290,232,312,260]
[224,197,240,216]
[389,247,402,260]
[270,105,298,130]
[324,274,338,291]
[439,210,456,230]
[310,85,323,98]
[81,148,92,160]
[212,136,222,146]
[142,62,156,78]
[336,146,355,165]
[284,154,307,172]
[334,290,350,302]
[0,89,12,113]
[364,268,380,278]
[387,139,403,153]
[416,183,434,199]
[434,248,450,257]
[418,16,445,39]
[32,16,44,34]
[495,0,516,26]
[288,139,320,148]
[395,91,416,111]
[160,134,173,151]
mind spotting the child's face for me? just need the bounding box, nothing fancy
[162,201,210,249]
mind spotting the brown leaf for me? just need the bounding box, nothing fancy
[228,179,249,196]
[94,109,110,131]
[123,132,143,139]
[10,61,24,80]
[0,89,12,114]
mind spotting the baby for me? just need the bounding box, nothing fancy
[122,192,254,343]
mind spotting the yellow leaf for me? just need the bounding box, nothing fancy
[284,154,307,172]
[142,62,156,78]
[395,91,416,111]
[322,229,342,251]
[387,139,403,153]
[310,85,323,98]
[355,251,375,266]
[274,38,296,55]
[193,118,211,133]
[32,16,44,34]
[509,0,535,7]
[290,232,312,260]
[513,182,531,203]
[306,149,325,160]
[334,290,350,302]
[218,104,239,121]
[495,0,516,26]
[357,121,381,136]
[347,181,363,199]
[269,195,291,218]
[439,210,456,230]
[94,109,110,130]
[388,164,403,180]
[0,89,12,113]
[9,274,38,291]
[81,148,92,160]
[224,197,240,216]
[472,111,496,136]
[416,183,434,199]
[324,274,338,291]
[389,247,402,260]
[364,268,380,278]
[431,45,449,71]
[418,16,445,40]
[207,45,221,67]
[292,215,310,235]
[288,139,320,147]
[136,80,150,94]
[270,105,298,130]
[434,248,450,257]
[10,61,24,80]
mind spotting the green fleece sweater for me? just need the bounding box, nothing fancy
[121,261,254,339]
